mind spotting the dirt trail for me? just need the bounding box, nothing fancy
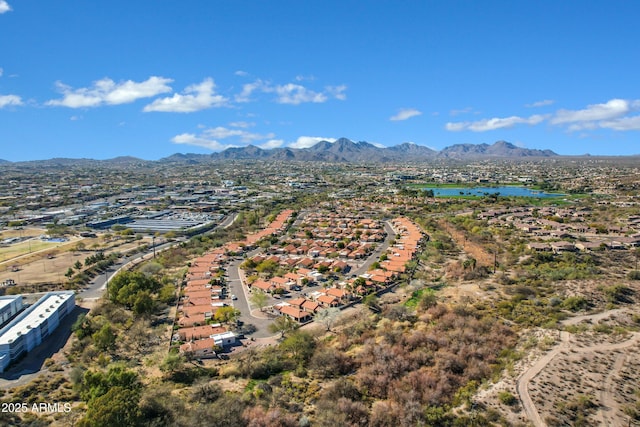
[516,309,640,427]
[438,219,493,266]
[599,351,627,426]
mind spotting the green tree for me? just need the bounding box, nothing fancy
[80,364,140,402]
[74,260,83,270]
[214,306,241,324]
[158,283,176,304]
[240,258,257,271]
[268,315,298,338]
[256,259,278,276]
[133,291,155,317]
[72,313,91,339]
[78,386,142,427]
[160,353,185,374]
[280,331,316,364]
[108,271,161,308]
[92,323,116,351]
[418,289,438,311]
[250,289,269,312]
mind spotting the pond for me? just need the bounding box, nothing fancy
[420,186,565,198]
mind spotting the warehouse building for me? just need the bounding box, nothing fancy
[0,291,75,373]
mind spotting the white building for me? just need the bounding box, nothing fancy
[0,296,23,328]
[0,291,75,372]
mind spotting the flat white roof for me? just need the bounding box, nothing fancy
[212,331,236,341]
[0,292,74,345]
[0,296,21,312]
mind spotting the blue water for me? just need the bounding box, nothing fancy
[421,186,564,198]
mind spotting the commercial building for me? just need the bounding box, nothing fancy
[0,296,23,328]
[0,291,75,373]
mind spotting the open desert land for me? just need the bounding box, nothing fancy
[472,281,640,427]
[0,228,152,286]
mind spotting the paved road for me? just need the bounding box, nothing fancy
[226,255,275,339]
[0,215,238,386]
[80,241,173,300]
[81,213,238,300]
[225,217,398,339]
[351,221,397,276]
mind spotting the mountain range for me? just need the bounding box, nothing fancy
[0,139,564,166]
[160,138,558,164]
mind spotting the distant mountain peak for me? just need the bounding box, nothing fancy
[0,139,566,166]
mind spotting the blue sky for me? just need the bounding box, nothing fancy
[1,1,639,161]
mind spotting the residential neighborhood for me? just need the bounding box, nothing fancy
[1,157,639,426]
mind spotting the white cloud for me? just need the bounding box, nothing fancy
[143,78,227,112]
[444,98,640,135]
[259,139,284,149]
[599,115,640,131]
[47,76,173,108]
[326,85,347,101]
[444,122,467,132]
[229,121,255,128]
[171,133,230,151]
[235,79,346,104]
[526,99,555,108]
[202,126,274,143]
[234,70,249,77]
[294,75,316,82]
[390,108,422,121]
[235,79,266,103]
[446,114,545,132]
[551,99,631,125]
[273,83,327,104]
[450,107,476,116]
[0,94,23,108]
[0,1,11,14]
[171,125,276,151]
[104,78,173,104]
[288,136,336,149]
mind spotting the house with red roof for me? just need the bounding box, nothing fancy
[277,306,312,322]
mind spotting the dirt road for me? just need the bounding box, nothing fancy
[516,309,640,427]
[438,219,494,267]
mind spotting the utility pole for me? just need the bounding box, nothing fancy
[152,235,157,258]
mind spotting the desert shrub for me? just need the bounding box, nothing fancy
[562,296,590,312]
[600,284,633,303]
[498,391,517,405]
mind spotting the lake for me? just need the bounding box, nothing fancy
[421,186,565,198]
